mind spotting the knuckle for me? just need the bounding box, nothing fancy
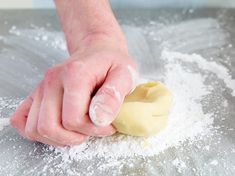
[63,61,94,82]
[25,128,37,141]
[44,68,56,79]
[62,61,95,91]
[63,61,85,77]
[37,123,57,137]
[43,68,58,87]
[62,117,83,130]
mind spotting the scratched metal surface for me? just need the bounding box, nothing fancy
[0,9,234,175]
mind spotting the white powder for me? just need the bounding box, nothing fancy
[172,158,187,173]
[8,25,67,51]
[210,160,219,166]
[2,26,234,175]
[0,97,22,130]
[161,49,235,96]
[49,50,226,163]
[0,118,10,131]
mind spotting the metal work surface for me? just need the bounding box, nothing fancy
[0,9,234,175]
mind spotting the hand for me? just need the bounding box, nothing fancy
[10,42,137,147]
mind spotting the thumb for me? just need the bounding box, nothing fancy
[89,65,137,127]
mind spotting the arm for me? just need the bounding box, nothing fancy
[10,0,137,146]
[54,0,128,54]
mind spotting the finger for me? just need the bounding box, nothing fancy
[64,113,116,136]
[24,84,43,140]
[38,73,87,146]
[89,65,136,127]
[62,76,92,129]
[24,84,63,146]
[62,75,115,136]
[10,96,33,136]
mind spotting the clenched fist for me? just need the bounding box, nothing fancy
[10,43,137,147]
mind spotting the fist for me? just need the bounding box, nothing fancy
[10,46,137,146]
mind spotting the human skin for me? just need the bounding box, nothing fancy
[10,0,137,146]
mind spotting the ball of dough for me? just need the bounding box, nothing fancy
[112,82,173,137]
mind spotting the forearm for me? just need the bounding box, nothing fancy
[54,0,128,54]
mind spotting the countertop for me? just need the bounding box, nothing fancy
[0,9,234,176]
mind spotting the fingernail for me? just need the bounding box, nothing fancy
[89,99,113,127]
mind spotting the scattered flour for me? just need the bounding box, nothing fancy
[9,25,67,51]
[172,158,187,173]
[48,49,227,162]
[0,118,10,131]
[210,160,219,166]
[1,24,234,175]
[161,50,235,96]
[0,97,22,131]
[40,48,233,174]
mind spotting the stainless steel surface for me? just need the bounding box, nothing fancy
[0,9,234,175]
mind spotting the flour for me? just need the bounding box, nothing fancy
[9,25,67,51]
[1,23,234,175]
[40,48,234,175]
[172,158,187,173]
[161,50,235,96]
[47,49,226,163]
[0,118,10,131]
[0,97,22,131]
[210,160,219,166]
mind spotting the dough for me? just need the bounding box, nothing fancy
[112,82,173,137]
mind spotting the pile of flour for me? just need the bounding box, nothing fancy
[1,49,232,161]
[46,49,234,162]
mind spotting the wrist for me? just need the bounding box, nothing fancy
[81,32,128,52]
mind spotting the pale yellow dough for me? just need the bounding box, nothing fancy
[112,82,173,137]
